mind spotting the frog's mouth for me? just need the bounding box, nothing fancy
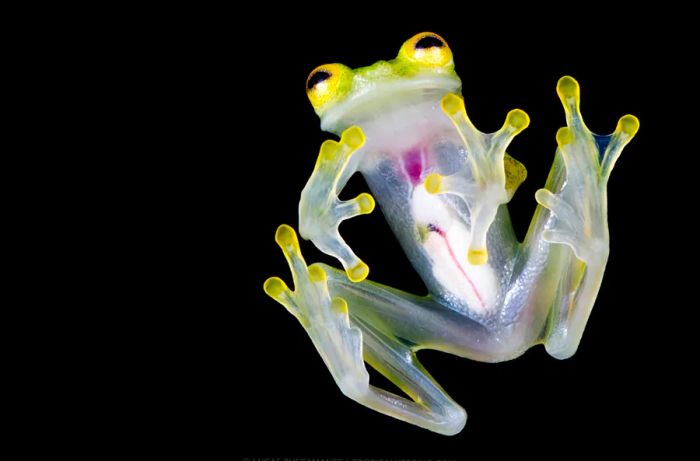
[320,75,462,134]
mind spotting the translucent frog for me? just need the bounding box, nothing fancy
[263,32,639,435]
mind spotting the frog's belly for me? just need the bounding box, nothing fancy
[355,97,509,317]
[411,187,498,315]
[362,144,503,318]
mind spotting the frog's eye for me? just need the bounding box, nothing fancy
[306,63,353,110]
[399,32,453,67]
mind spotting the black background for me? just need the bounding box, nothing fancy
[138,10,688,458]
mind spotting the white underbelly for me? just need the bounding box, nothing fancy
[411,187,498,315]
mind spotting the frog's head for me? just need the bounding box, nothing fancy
[306,32,461,133]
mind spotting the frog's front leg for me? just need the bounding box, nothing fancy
[424,94,530,265]
[264,225,467,435]
[528,77,639,358]
[298,126,375,282]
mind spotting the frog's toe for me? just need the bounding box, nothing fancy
[263,276,308,328]
[540,230,579,254]
[264,225,360,329]
[535,187,595,263]
[335,192,375,221]
[556,75,581,117]
[555,76,639,184]
[274,224,308,287]
[263,276,293,310]
[600,114,639,182]
[534,189,580,226]
[424,172,478,197]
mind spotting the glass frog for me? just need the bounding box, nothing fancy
[263,32,639,435]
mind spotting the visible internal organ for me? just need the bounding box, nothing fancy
[401,147,426,186]
[411,185,498,315]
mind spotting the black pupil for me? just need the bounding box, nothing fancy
[415,36,444,49]
[307,70,331,90]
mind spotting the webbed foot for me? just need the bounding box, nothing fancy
[535,76,639,265]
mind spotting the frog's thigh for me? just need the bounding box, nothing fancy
[321,264,505,361]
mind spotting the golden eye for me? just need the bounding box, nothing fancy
[399,32,453,67]
[306,63,352,110]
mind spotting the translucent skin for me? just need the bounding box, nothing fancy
[264,32,639,435]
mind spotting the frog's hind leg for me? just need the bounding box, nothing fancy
[354,317,467,435]
[523,76,639,359]
[322,264,515,362]
[264,225,466,435]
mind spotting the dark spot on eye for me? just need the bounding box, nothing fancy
[415,36,444,49]
[307,70,331,90]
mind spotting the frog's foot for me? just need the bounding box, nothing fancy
[535,76,639,265]
[299,127,375,282]
[264,225,466,435]
[264,224,370,396]
[427,93,529,265]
